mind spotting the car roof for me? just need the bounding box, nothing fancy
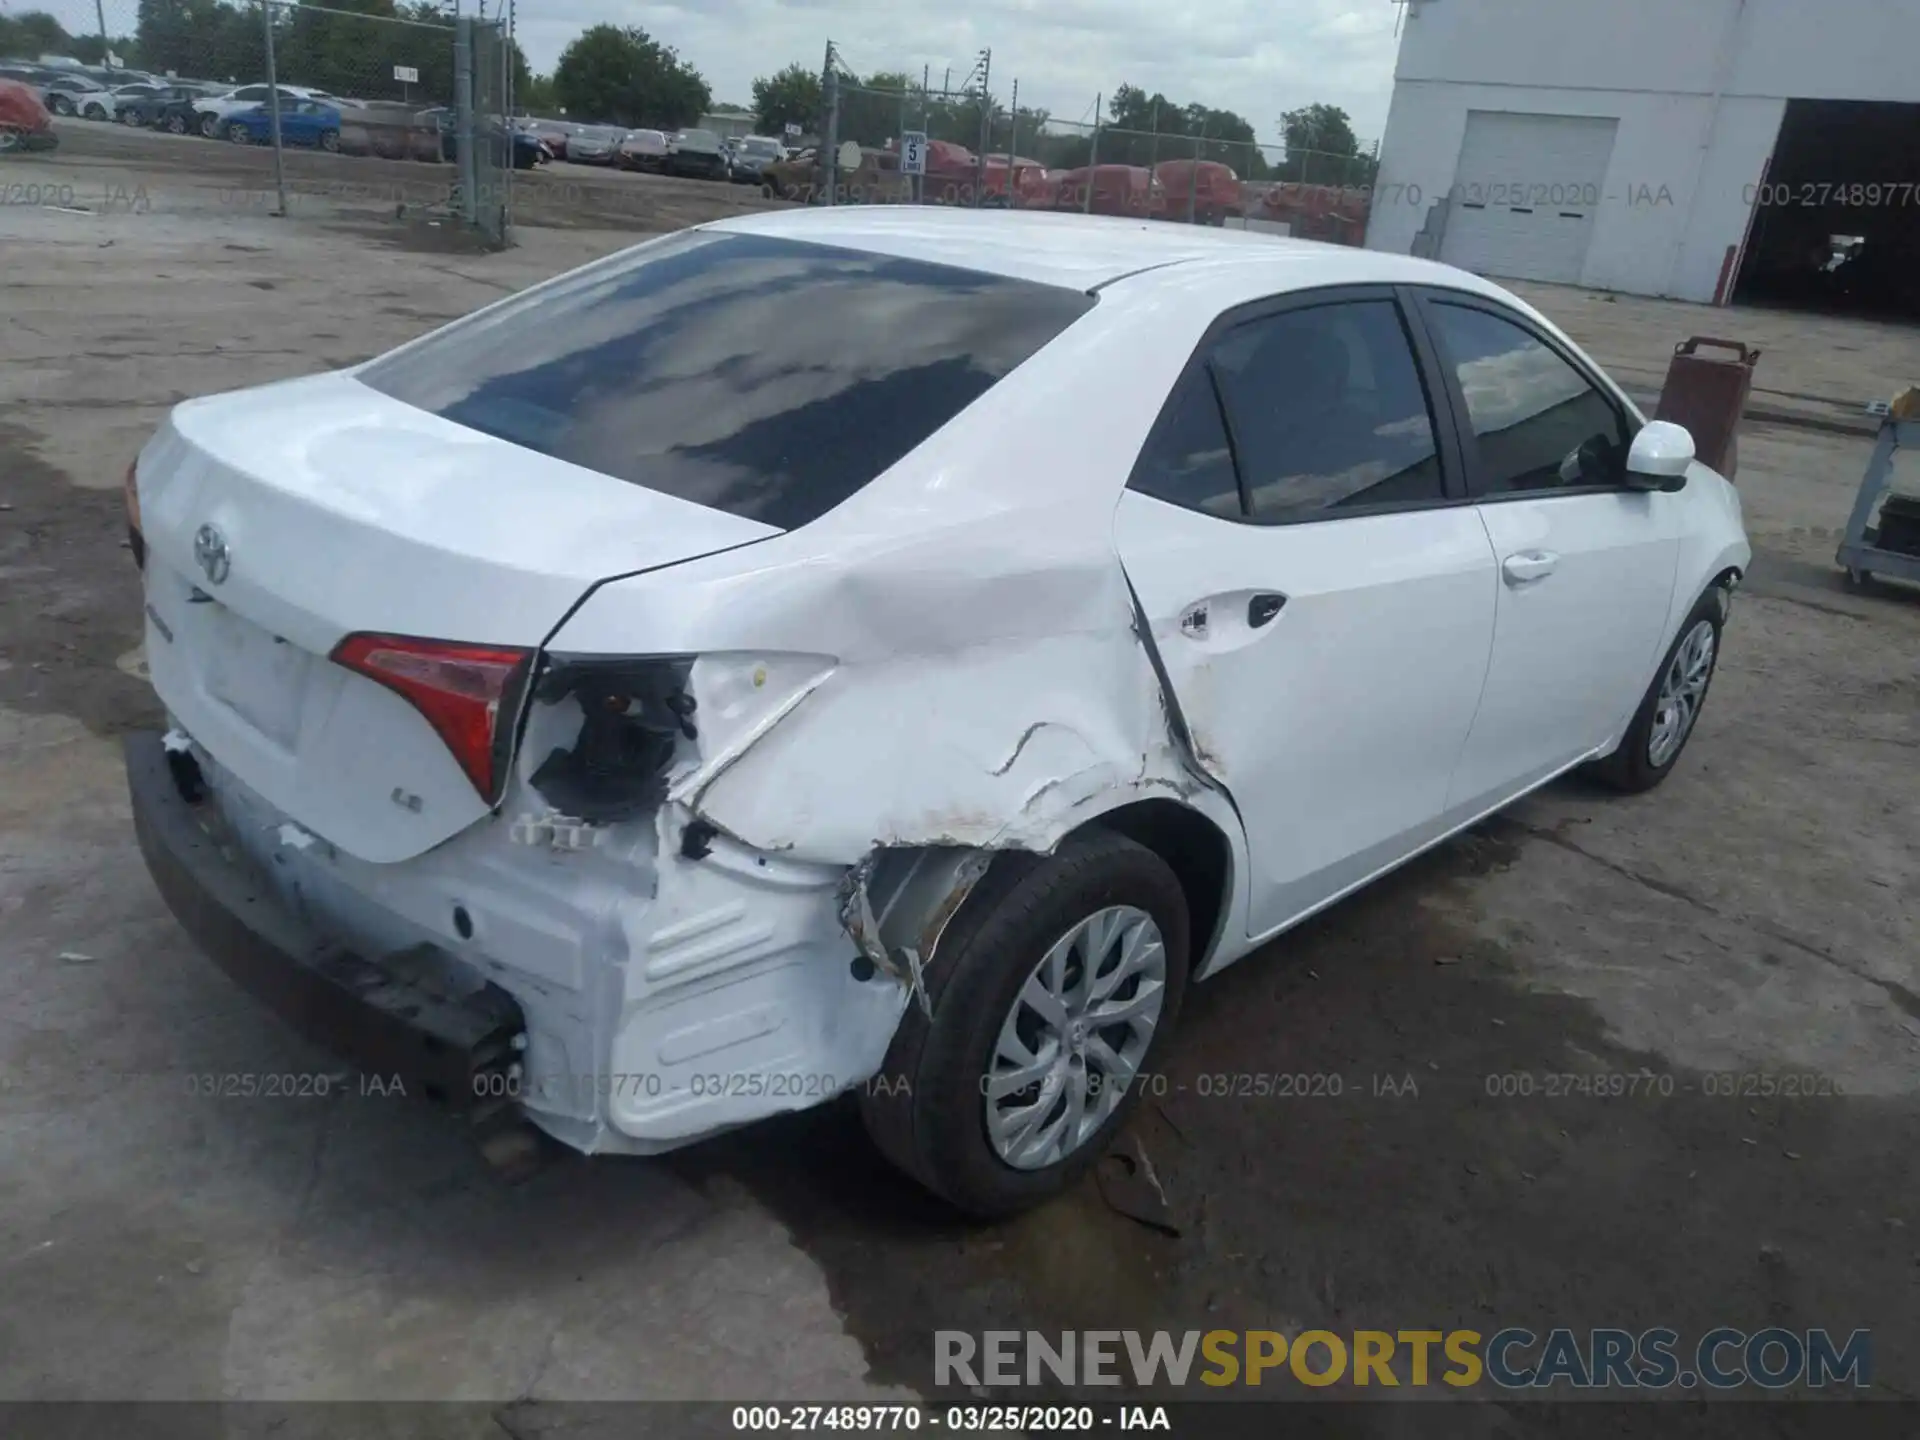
[700,206,1516,299]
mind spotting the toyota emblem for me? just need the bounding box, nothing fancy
[193,523,231,585]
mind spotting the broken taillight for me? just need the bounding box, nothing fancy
[331,633,531,798]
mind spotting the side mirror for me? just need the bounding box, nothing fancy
[1624,420,1694,492]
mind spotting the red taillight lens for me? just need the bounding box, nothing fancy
[331,633,531,798]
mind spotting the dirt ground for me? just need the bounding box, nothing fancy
[3,123,1919,1432]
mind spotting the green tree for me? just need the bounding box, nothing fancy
[750,61,819,136]
[1092,84,1268,178]
[135,0,267,84]
[520,72,557,115]
[0,10,73,59]
[69,33,140,66]
[1279,103,1374,185]
[553,24,709,128]
[834,68,914,148]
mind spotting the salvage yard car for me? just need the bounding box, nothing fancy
[664,126,727,179]
[195,82,336,138]
[224,97,342,151]
[0,76,59,152]
[123,210,1750,1215]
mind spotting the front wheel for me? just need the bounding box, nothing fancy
[1589,586,1726,793]
[119,108,141,126]
[83,103,109,121]
[199,112,221,138]
[48,95,74,117]
[166,114,187,135]
[319,129,339,152]
[227,123,252,145]
[860,831,1191,1217]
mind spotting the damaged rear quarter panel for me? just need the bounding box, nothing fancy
[544,290,1239,867]
[531,289,1254,1144]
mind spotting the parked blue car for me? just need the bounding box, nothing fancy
[224,98,342,151]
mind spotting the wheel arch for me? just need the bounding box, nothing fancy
[1059,796,1237,977]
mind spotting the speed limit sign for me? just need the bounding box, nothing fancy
[900,130,928,175]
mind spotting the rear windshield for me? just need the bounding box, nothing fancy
[359,232,1093,530]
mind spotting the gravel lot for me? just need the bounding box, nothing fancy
[3,122,1918,1433]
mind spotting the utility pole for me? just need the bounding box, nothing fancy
[821,40,839,206]
[917,64,929,205]
[454,14,478,225]
[972,48,990,207]
[1084,92,1101,214]
[93,0,112,70]
[259,0,287,217]
[1002,77,1018,207]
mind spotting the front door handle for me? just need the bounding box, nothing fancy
[1248,592,1287,627]
[1502,550,1560,586]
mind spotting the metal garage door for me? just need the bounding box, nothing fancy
[1441,112,1619,284]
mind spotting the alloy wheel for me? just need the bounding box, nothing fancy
[984,904,1167,1170]
[1648,619,1716,768]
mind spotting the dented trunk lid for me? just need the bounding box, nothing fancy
[137,371,778,863]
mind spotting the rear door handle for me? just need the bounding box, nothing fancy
[1248,592,1287,627]
[1502,550,1560,586]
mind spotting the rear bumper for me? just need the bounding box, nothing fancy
[125,730,525,1114]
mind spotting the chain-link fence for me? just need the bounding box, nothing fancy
[787,64,1381,247]
[6,0,511,246]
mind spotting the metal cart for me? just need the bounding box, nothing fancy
[1836,388,1920,591]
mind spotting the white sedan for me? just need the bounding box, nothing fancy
[124,209,1749,1214]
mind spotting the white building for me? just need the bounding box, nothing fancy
[1367,0,1920,311]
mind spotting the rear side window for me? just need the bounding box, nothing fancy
[1128,370,1242,519]
[1211,301,1445,522]
[360,232,1093,530]
[1128,297,1447,524]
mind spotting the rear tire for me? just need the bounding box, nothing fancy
[860,831,1190,1217]
[227,123,252,145]
[319,129,339,152]
[48,95,74,117]
[198,112,220,138]
[1588,586,1726,794]
[166,114,187,134]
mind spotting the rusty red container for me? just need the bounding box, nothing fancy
[1655,337,1761,481]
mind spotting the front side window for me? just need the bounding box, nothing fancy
[360,232,1094,531]
[1425,302,1629,495]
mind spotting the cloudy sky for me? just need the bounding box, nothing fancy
[509,0,1408,148]
[17,0,1407,145]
